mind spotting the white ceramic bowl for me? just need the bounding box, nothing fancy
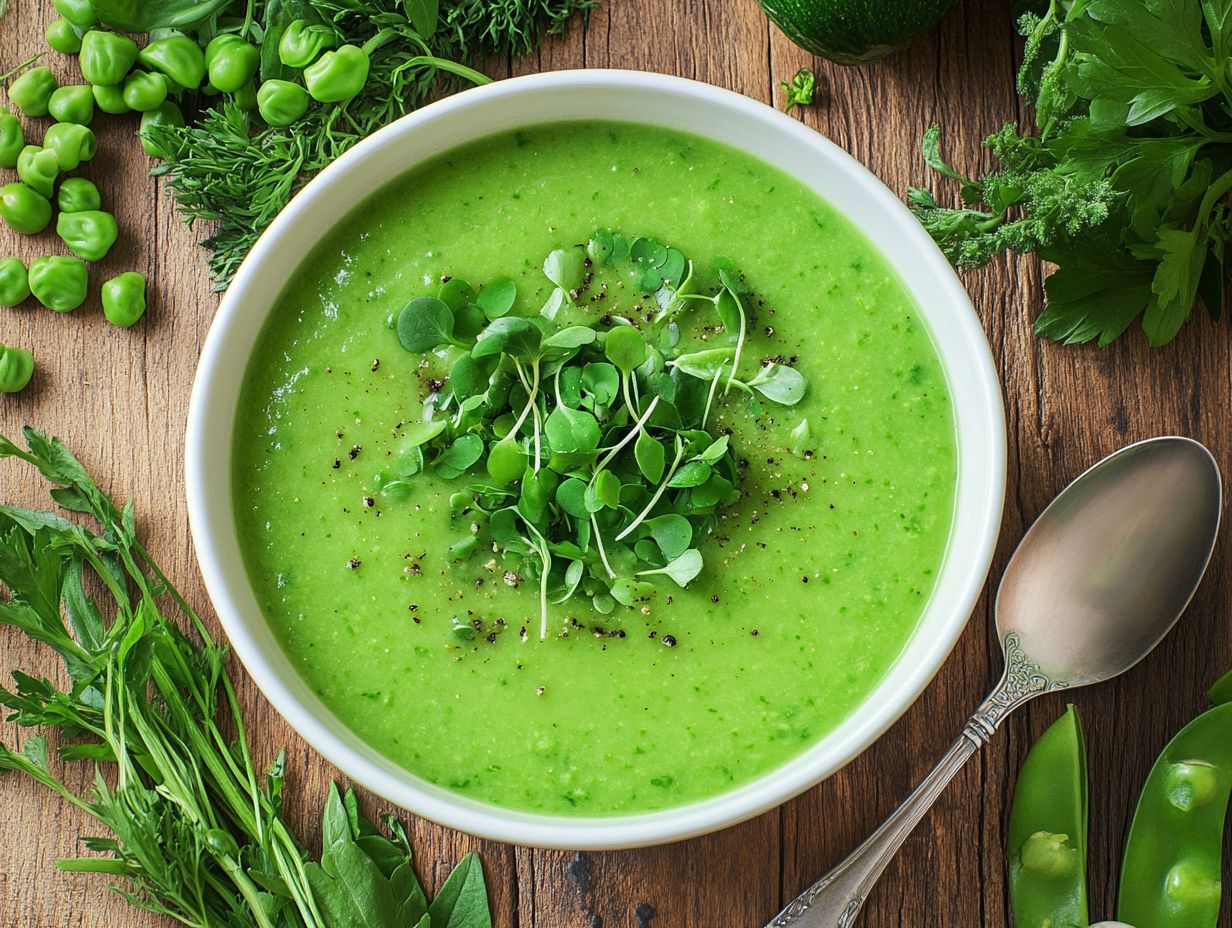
[186,69,1005,850]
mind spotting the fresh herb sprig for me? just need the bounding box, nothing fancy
[133,0,596,288]
[0,428,492,928]
[780,66,816,114]
[910,0,1232,347]
[386,231,809,639]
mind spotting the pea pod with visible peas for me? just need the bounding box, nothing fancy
[138,36,206,90]
[28,256,87,312]
[0,183,52,235]
[0,258,30,307]
[205,34,259,93]
[43,123,97,171]
[101,272,147,327]
[8,67,59,118]
[257,80,310,127]
[79,31,138,86]
[278,20,338,68]
[0,108,24,168]
[1008,705,1088,928]
[56,209,117,262]
[48,84,95,125]
[1117,670,1232,928]
[16,146,60,199]
[123,71,169,112]
[0,345,35,394]
[46,18,83,55]
[304,44,370,103]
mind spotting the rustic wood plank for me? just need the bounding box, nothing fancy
[3,1,1230,927]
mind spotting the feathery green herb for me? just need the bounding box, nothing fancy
[385,231,810,640]
[0,428,492,928]
[910,0,1232,346]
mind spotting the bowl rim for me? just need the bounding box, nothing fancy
[186,68,1006,850]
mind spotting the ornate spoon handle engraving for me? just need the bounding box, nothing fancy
[766,635,1066,928]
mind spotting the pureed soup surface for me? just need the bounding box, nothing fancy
[233,121,957,816]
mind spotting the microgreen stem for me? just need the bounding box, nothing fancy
[507,359,540,440]
[622,372,638,419]
[591,514,617,580]
[616,438,687,542]
[724,289,747,394]
[592,397,659,477]
[702,365,724,430]
[521,519,552,639]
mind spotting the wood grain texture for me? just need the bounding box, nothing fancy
[2,1,1230,926]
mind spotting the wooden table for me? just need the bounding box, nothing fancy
[2,2,1230,925]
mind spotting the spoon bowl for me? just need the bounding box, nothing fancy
[997,437,1222,685]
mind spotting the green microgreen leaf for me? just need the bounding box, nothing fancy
[610,578,657,605]
[472,317,542,360]
[581,362,619,405]
[746,363,807,405]
[670,347,733,381]
[790,418,811,458]
[605,326,647,373]
[438,278,477,312]
[450,356,488,399]
[645,514,692,561]
[637,548,703,588]
[634,430,666,483]
[543,246,586,293]
[544,405,601,454]
[398,297,458,352]
[555,478,589,518]
[436,434,484,478]
[668,460,712,489]
[485,439,524,484]
[477,276,517,319]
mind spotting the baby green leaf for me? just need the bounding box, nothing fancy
[790,418,811,458]
[587,229,614,265]
[450,356,488,399]
[638,548,703,587]
[605,326,647,373]
[581,362,619,405]
[488,508,528,550]
[471,317,541,360]
[555,478,589,518]
[485,439,524,484]
[540,288,566,321]
[694,434,729,464]
[551,559,585,604]
[611,578,657,605]
[427,852,491,928]
[438,278,477,311]
[746,363,807,405]
[544,405,601,454]
[645,514,692,561]
[436,434,484,478]
[398,297,456,352]
[635,431,666,483]
[543,246,586,292]
[476,276,517,319]
[543,326,597,351]
[401,420,447,449]
[670,348,733,381]
[668,460,711,488]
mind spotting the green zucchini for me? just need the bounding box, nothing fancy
[759,0,958,65]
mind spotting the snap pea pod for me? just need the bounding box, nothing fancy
[1117,674,1232,928]
[1008,705,1089,928]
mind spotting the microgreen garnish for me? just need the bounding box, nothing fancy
[781,67,816,114]
[387,231,811,638]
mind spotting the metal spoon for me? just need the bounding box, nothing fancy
[767,436,1222,928]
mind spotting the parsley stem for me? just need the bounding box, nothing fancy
[616,438,687,542]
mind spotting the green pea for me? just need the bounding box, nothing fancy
[101,272,146,327]
[204,34,259,94]
[277,20,338,69]
[0,258,30,307]
[28,256,88,312]
[1118,700,1232,928]
[48,84,95,125]
[0,108,24,169]
[232,80,258,111]
[0,345,35,394]
[138,36,206,90]
[0,183,52,235]
[16,146,60,199]
[79,31,139,87]
[52,0,97,28]
[1009,706,1088,928]
[256,79,310,127]
[91,83,130,114]
[138,101,185,159]
[1164,860,1221,905]
[46,18,83,54]
[8,67,59,118]
[1167,761,1221,811]
[122,71,169,112]
[43,123,97,171]
[303,44,370,103]
[57,177,101,214]
[56,209,118,262]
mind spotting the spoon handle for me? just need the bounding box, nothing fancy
[766,638,1059,928]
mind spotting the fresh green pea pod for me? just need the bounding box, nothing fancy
[278,20,338,69]
[256,79,310,127]
[101,272,146,327]
[46,18,84,54]
[1117,698,1232,928]
[28,256,87,312]
[48,84,95,125]
[57,177,101,213]
[16,147,60,199]
[0,345,35,393]
[0,258,30,307]
[1008,705,1088,928]
[79,31,139,86]
[43,123,97,171]
[52,0,96,28]
[138,101,185,158]
[0,183,52,235]
[8,67,59,118]
[122,71,169,112]
[56,209,117,262]
[138,36,206,90]
[92,83,130,115]
[303,44,370,103]
[0,108,24,168]
[205,34,260,93]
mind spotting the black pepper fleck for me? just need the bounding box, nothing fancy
[662,635,677,648]
[348,445,362,460]
[347,558,361,569]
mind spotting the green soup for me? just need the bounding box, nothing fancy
[233,121,957,815]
